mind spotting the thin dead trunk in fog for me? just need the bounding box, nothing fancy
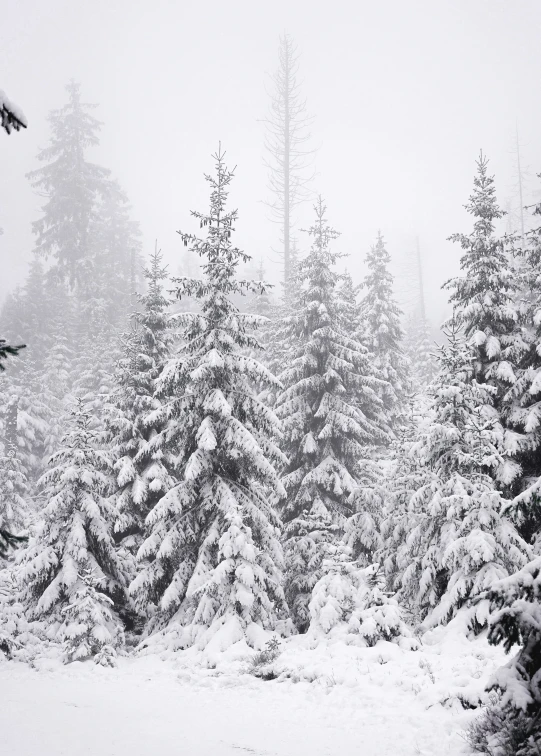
[262,34,315,293]
[515,123,526,247]
[416,236,426,322]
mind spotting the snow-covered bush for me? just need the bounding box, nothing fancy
[60,569,124,664]
[308,558,409,647]
[248,636,282,678]
[0,569,47,662]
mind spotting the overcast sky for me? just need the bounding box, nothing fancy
[1,0,540,326]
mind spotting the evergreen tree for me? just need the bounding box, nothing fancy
[0,339,24,371]
[472,556,541,755]
[403,313,437,390]
[444,152,518,406]
[108,245,176,551]
[380,390,429,599]
[131,148,287,650]
[308,559,408,646]
[19,399,126,660]
[359,232,408,423]
[0,360,50,486]
[283,499,340,633]
[397,324,529,629]
[0,423,28,560]
[41,278,76,458]
[502,194,541,542]
[276,197,389,630]
[27,81,112,287]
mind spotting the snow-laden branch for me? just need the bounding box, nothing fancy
[0,90,27,134]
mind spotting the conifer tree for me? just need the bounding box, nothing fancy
[41,278,76,458]
[109,245,176,551]
[445,152,518,402]
[20,399,126,660]
[276,198,389,630]
[131,148,287,649]
[474,556,541,754]
[403,314,437,390]
[283,499,340,633]
[27,81,112,287]
[359,232,408,423]
[380,391,429,598]
[397,324,529,629]
[502,194,541,542]
[0,441,28,556]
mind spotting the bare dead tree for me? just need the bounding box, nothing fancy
[262,34,316,292]
[505,123,532,242]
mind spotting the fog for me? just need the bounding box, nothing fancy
[2,0,541,325]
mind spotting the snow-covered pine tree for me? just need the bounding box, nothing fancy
[41,277,76,459]
[403,313,437,390]
[0,397,28,562]
[26,82,140,415]
[308,558,408,646]
[19,398,126,661]
[398,323,529,629]
[444,152,519,416]
[109,244,176,552]
[276,197,390,630]
[283,498,340,633]
[501,193,541,545]
[0,358,50,487]
[131,147,287,651]
[27,81,112,287]
[380,389,429,601]
[471,556,541,755]
[359,232,409,424]
[338,270,361,335]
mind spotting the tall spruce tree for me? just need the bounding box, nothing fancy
[502,193,541,543]
[130,148,287,650]
[27,81,112,287]
[474,556,541,755]
[109,245,176,552]
[359,232,408,425]
[396,324,528,629]
[20,399,126,661]
[276,198,389,630]
[444,153,519,406]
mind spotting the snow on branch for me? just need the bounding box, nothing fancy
[0,90,27,134]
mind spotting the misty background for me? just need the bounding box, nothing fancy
[1,0,540,326]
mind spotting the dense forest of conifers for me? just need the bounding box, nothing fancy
[1,45,541,755]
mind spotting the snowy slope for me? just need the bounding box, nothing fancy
[0,619,510,756]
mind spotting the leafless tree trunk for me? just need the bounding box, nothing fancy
[415,236,426,322]
[515,123,526,247]
[262,34,315,293]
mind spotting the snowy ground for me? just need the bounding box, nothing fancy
[1,620,509,756]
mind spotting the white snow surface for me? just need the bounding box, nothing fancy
[1,617,511,756]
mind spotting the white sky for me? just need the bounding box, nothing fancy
[1,0,540,326]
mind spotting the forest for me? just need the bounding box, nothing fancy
[1,20,541,756]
